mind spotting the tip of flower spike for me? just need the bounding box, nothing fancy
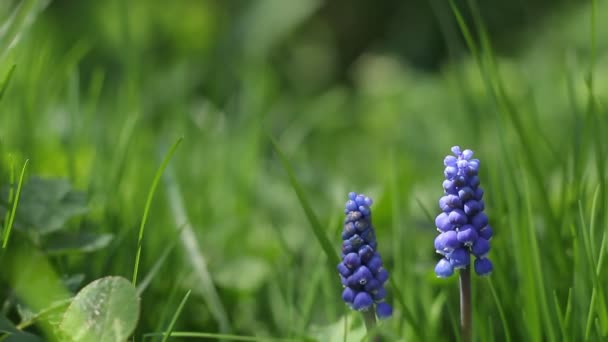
[451,146,462,155]
[462,149,474,159]
[376,302,393,319]
[345,200,358,212]
[444,155,457,166]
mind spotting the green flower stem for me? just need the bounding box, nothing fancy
[459,267,472,342]
[363,311,381,342]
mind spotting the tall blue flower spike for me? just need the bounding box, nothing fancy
[435,146,493,277]
[338,192,393,319]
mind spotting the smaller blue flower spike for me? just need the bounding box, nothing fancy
[434,146,493,277]
[338,192,392,319]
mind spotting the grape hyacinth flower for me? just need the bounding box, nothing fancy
[434,146,493,277]
[338,192,392,325]
[434,146,493,342]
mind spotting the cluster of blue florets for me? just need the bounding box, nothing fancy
[337,192,392,319]
[434,146,493,277]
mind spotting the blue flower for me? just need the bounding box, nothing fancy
[338,192,393,319]
[434,147,493,277]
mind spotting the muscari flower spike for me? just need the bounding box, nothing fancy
[338,192,393,319]
[434,146,494,277]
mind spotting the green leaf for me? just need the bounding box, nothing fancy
[160,290,191,342]
[42,232,113,255]
[1,177,88,235]
[59,276,140,342]
[0,315,19,334]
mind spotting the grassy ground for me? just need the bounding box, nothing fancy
[1,0,607,341]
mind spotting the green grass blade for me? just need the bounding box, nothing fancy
[0,0,48,59]
[387,277,419,335]
[588,0,597,92]
[2,154,15,232]
[585,290,596,340]
[578,187,608,336]
[160,290,191,342]
[144,331,295,341]
[269,136,339,267]
[447,0,479,61]
[132,137,183,286]
[415,198,434,223]
[563,287,573,337]
[487,278,511,342]
[2,159,28,248]
[0,64,16,102]
[523,171,557,342]
[136,224,186,296]
[553,290,566,339]
[162,150,230,333]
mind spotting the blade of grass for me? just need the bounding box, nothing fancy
[415,198,434,223]
[269,135,339,267]
[578,188,608,337]
[523,170,557,342]
[553,291,566,339]
[2,154,15,233]
[589,189,608,335]
[389,153,421,339]
[153,275,183,336]
[487,278,511,342]
[161,145,230,333]
[563,287,573,338]
[0,0,49,60]
[296,252,326,334]
[447,0,479,62]
[160,290,191,342]
[0,64,15,102]
[132,137,183,286]
[136,224,186,296]
[144,332,296,341]
[585,291,596,340]
[387,277,419,333]
[2,159,28,248]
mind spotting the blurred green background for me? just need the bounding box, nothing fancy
[1,0,607,341]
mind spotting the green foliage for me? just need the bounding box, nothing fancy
[2,177,88,235]
[1,314,42,341]
[59,276,140,342]
[0,0,607,341]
